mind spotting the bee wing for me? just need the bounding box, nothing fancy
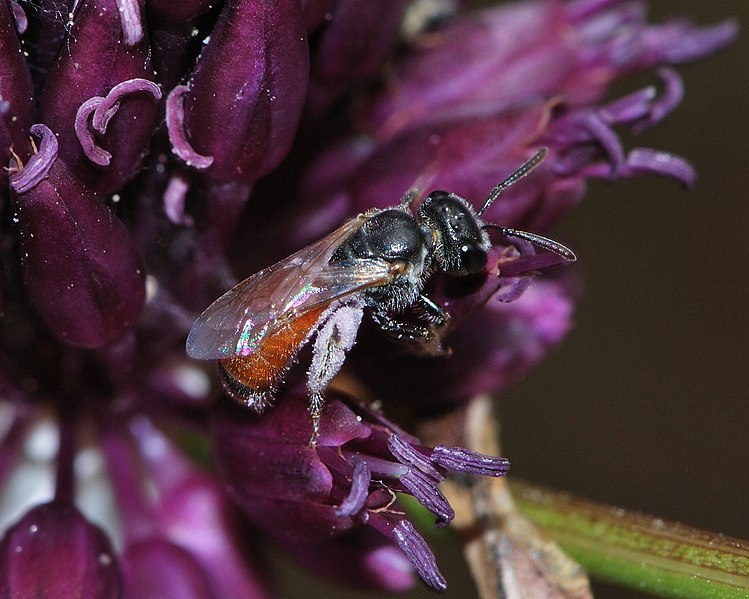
[186,218,392,360]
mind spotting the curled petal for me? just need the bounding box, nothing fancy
[625,148,695,186]
[638,18,738,65]
[92,78,162,131]
[75,98,112,166]
[75,78,162,166]
[116,0,144,45]
[573,112,626,177]
[632,68,684,134]
[163,174,194,226]
[166,85,214,169]
[0,0,35,158]
[9,124,58,194]
[580,148,696,187]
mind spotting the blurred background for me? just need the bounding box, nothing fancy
[284,1,749,597]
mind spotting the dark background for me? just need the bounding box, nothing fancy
[284,1,749,597]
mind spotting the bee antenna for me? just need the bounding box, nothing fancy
[482,224,577,262]
[477,147,549,217]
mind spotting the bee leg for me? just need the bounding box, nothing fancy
[307,303,364,444]
[414,293,450,326]
[371,309,447,356]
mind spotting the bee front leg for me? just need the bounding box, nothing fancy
[307,303,364,443]
[414,293,451,326]
[371,309,449,357]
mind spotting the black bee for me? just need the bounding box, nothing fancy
[186,147,575,434]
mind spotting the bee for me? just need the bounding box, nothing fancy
[186,147,575,436]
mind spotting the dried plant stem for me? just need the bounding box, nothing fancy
[510,479,749,598]
[419,396,592,598]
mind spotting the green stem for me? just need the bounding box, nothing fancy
[509,479,749,598]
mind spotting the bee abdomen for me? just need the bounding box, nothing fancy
[219,306,326,411]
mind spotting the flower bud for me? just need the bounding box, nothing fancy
[167,0,309,184]
[306,1,409,118]
[0,501,122,598]
[10,124,145,348]
[40,0,159,194]
[0,0,35,161]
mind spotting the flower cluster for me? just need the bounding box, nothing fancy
[0,0,735,595]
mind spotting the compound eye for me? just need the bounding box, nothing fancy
[460,244,487,274]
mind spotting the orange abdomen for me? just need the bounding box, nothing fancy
[220,306,326,393]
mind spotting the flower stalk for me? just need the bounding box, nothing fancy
[510,479,749,599]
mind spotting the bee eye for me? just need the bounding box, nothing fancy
[460,244,487,274]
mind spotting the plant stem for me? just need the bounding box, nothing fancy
[510,479,749,598]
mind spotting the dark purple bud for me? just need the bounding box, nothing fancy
[40,0,158,194]
[168,0,309,184]
[306,1,409,119]
[0,502,122,598]
[10,124,145,348]
[0,0,35,160]
[122,539,215,599]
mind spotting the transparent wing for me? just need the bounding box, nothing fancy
[186,218,392,360]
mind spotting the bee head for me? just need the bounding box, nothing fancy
[418,191,490,275]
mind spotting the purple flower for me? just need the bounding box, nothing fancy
[0,0,736,595]
[211,385,510,591]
